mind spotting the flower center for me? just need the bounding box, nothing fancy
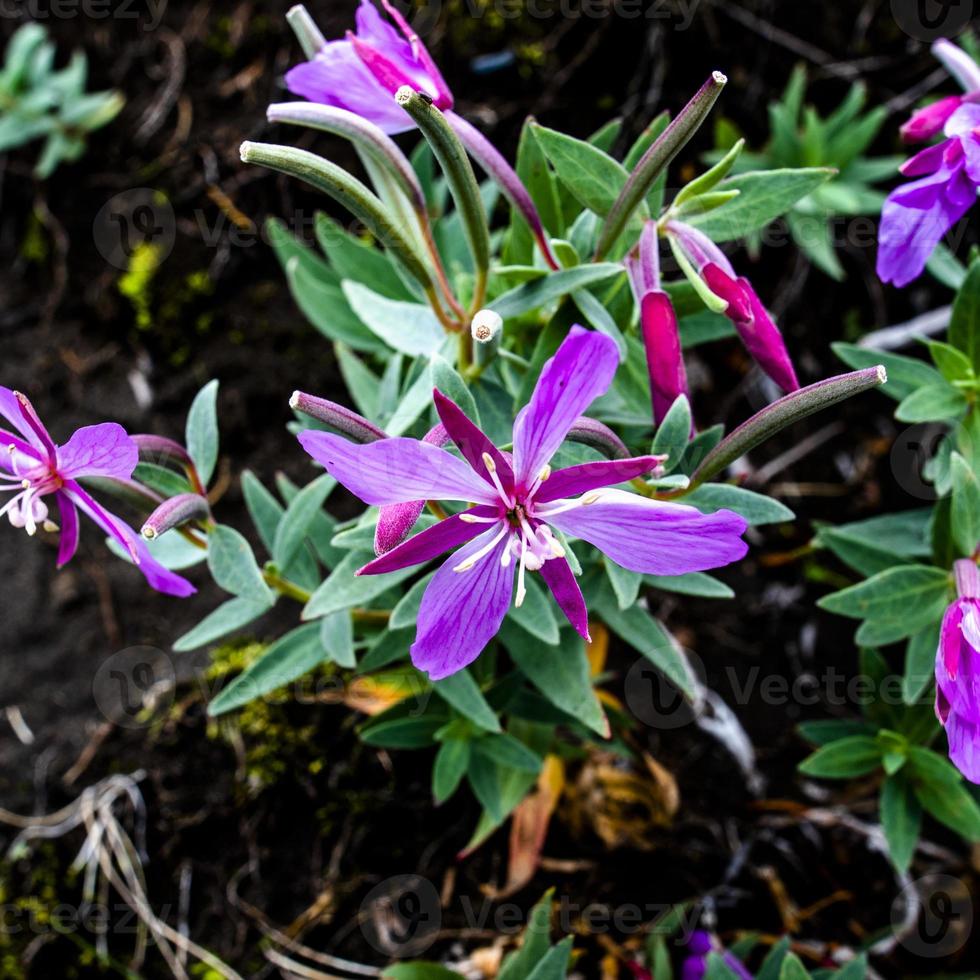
[0,448,61,535]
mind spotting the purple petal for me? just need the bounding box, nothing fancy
[0,387,55,460]
[944,710,980,784]
[378,0,453,108]
[901,139,950,176]
[545,488,748,575]
[512,326,619,489]
[945,102,980,136]
[877,167,975,287]
[0,429,40,473]
[55,492,80,567]
[433,388,514,489]
[901,96,963,143]
[411,523,515,680]
[56,423,138,481]
[933,38,980,92]
[936,599,980,724]
[360,507,496,575]
[539,556,590,640]
[641,291,690,423]
[733,279,800,392]
[64,480,196,597]
[374,424,450,555]
[298,431,498,506]
[669,220,737,278]
[535,456,665,504]
[285,43,412,134]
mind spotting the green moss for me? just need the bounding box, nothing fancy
[117,241,163,332]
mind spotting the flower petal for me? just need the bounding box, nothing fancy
[64,480,196,597]
[545,488,748,575]
[0,387,55,459]
[535,456,665,504]
[944,710,980,784]
[433,388,514,489]
[411,523,515,680]
[539,556,590,640]
[55,492,80,567]
[298,431,498,506]
[360,507,496,575]
[512,326,619,488]
[56,423,138,481]
[641,291,690,424]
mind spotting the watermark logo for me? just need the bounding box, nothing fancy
[93,188,175,271]
[92,646,176,728]
[359,874,442,957]
[891,423,946,502]
[624,649,705,729]
[892,874,973,958]
[891,0,975,41]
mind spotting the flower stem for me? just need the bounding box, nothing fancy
[263,569,312,604]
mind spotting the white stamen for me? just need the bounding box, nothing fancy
[535,491,602,520]
[527,464,551,499]
[459,512,498,524]
[453,523,509,572]
[42,520,59,533]
[515,533,529,607]
[482,451,514,508]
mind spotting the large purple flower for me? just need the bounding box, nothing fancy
[285,0,452,135]
[877,103,980,288]
[298,328,748,679]
[0,387,194,597]
[935,560,980,784]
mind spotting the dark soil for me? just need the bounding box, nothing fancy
[1,1,977,978]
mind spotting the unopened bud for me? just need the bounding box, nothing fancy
[471,309,503,344]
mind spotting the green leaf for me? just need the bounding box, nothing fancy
[926,339,974,383]
[320,611,355,668]
[950,254,980,372]
[473,733,543,773]
[303,550,417,619]
[132,462,191,499]
[431,354,479,422]
[501,622,608,737]
[173,596,273,652]
[525,938,573,980]
[798,736,881,778]
[645,572,734,599]
[241,470,284,556]
[756,937,790,980]
[433,738,470,804]
[606,561,643,609]
[208,623,324,715]
[507,575,560,645]
[950,452,980,556]
[594,589,694,698]
[433,671,501,733]
[818,565,951,640]
[881,773,921,872]
[908,746,980,840]
[185,379,219,485]
[361,715,445,749]
[687,168,834,242]
[652,395,691,469]
[532,123,639,219]
[904,620,941,704]
[817,508,933,578]
[832,342,944,402]
[704,953,748,980]
[895,382,968,423]
[207,524,274,603]
[491,264,625,320]
[390,573,435,629]
[382,965,466,980]
[776,953,810,980]
[467,751,505,821]
[684,483,794,526]
[498,890,555,980]
[273,473,335,571]
[798,718,875,746]
[316,213,415,301]
[342,282,445,356]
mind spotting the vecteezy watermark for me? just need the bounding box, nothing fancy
[890,0,975,42]
[0,901,171,937]
[392,0,702,34]
[93,188,176,272]
[624,649,705,730]
[359,874,442,957]
[891,423,947,502]
[92,646,176,728]
[0,0,166,31]
[892,874,974,958]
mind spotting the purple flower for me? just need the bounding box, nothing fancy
[297,328,748,680]
[902,39,980,143]
[681,931,753,980]
[0,387,195,597]
[285,0,452,135]
[936,560,980,784]
[625,221,690,426]
[667,221,800,393]
[877,103,980,288]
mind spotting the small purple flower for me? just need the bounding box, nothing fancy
[902,39,980,143]
[681,931,753,980]
[298,328,748,680]
[667,221,800,393]
[285,0,452,135]
[936,559,980,784]
[0,387,194,597]
[625,221,690,426]
[877,103,980,288]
